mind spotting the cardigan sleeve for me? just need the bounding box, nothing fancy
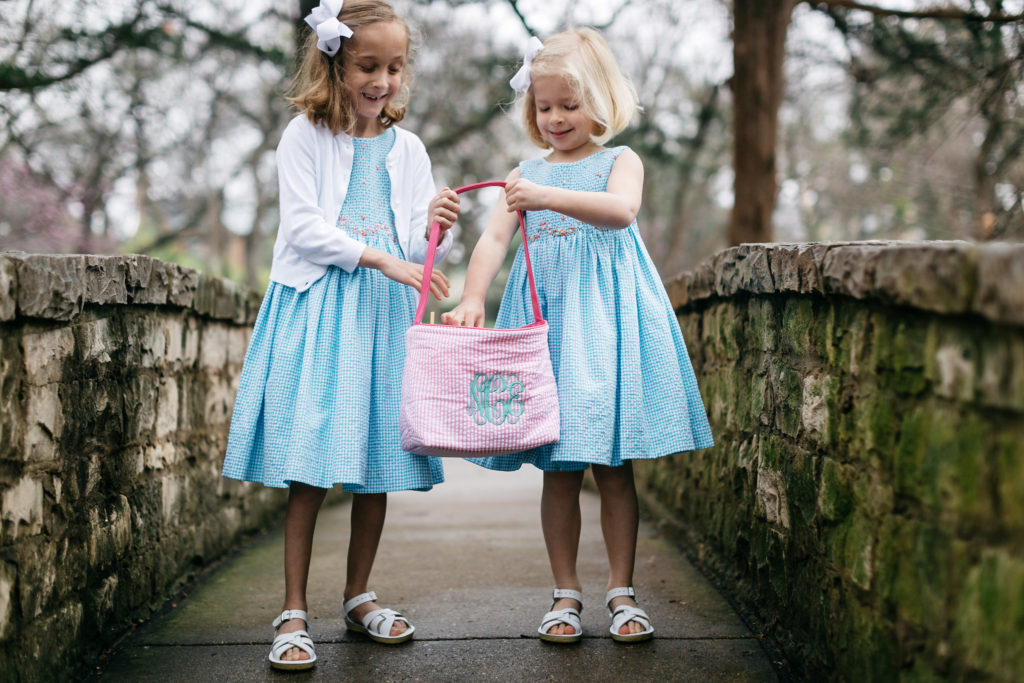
[403,136,453,265]
[276,119,367,272]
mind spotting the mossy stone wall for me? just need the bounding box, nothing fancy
[637,241,1024,681]
[0,254,287,682]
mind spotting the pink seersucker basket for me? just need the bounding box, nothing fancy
[399,181,560,458]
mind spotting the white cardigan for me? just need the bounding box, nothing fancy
[268,115,453,291]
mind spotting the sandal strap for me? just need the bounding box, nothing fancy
[343,591,378,615]
[551,588,583,612]
[604,586,636,610]
[540,607,582,632]
[272,609,308,630]
[361,607,409,636]
[270,629,315,660]
[610,604,652,632]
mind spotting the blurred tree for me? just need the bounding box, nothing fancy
[825,0,1024,240]
[728,0,1024,245]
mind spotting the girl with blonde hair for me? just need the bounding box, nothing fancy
[444,26,713,644]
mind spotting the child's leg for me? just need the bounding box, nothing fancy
[343,493,407,636]
[540,470,585,635]
[591,462,647,636]
[278,482,328,661]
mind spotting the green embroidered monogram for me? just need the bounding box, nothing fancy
[467,373,526,426]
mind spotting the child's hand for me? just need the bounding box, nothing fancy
[504,178,549,213]
[425,188,460,239]
[441,300,485,327]
[376,252,450,300]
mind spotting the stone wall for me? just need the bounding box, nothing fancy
[637,241,1024,681]
[0,254,287,681]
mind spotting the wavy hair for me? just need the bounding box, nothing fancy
[519,27,639,148]
[288,0,413,134]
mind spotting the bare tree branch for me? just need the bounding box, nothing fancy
[810,0,1024,23]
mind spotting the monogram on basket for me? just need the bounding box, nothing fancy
[399,181,560,457]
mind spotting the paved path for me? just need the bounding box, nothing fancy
[96,460,777,681]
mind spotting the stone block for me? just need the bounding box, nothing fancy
[199,324,230,370]
[765,242,829,294]
[953,548,1024,679]
[977,331,1024,411]
[155,377,179,439]
[139,316,167,368]
[82,255,128,306]
[893,407,937,508]
[735,372,767,433]
[2,476,44,539]
[890,317,930,396]
[822,244,886,300]
[0,336,21,458]
[87,496,132,569]
[873,241,975,314]
[973,243,1024,326]
[745,298,777,354]
[74,316,116,365]
[801,372,836,445]
[124,254,169,305]
[144,442,174,470]
[167,263,200,308]
[818,457,854,523]
[927,324,978,403]
[832,584,897,679]
[755,464,790,530]
[161,317,185,366]
[834,304,872,377]
[13,255,86,321]
[182,318,201,366]
[24,384,63,464]
[781,298,814,358]
[715,244,774,296]
[0,257,16,322]
[826,511,874,590]
[21,326,74,385]
[194,274,243,321]
[0,561,13,641]
[996,430,1024,535]
[770,362,802,438]
[937,411,994,527]
[875,516,956,629]
[161,475,183,526]
[858,390,897,459]
[125,375,157,439]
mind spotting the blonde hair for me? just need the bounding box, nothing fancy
[520,27,639,148]
[288,0,412,134]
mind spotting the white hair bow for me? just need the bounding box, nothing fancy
[509,36,544,93]
[305,0,353,56]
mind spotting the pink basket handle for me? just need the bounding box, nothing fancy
[414,181,544,326]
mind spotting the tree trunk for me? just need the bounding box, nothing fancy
[728,0,798,245]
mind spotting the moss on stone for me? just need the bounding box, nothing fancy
[819,458,854,523]
[953,549,1024,679]
[781,298,815,359]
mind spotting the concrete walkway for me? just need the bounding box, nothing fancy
[96,460,778,681]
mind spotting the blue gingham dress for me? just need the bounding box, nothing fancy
[475,146,713,472]
[222,128,443,492]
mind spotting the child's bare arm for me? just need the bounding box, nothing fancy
[441,176,521,327]
[504,149,644,228]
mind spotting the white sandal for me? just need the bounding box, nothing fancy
[268,609,317,671]
[537,588,583,643]
[605,587,654,642]
[343,591,415,644]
